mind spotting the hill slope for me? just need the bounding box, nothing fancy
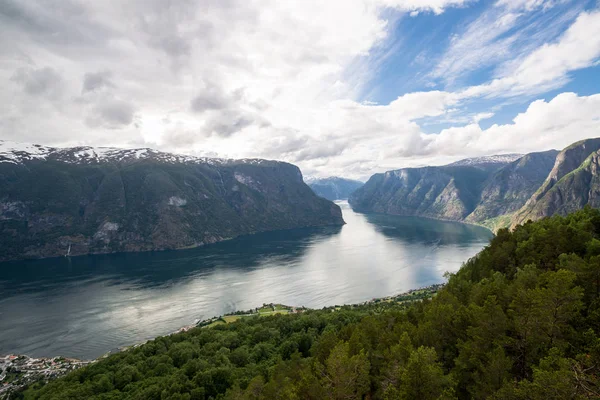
[0,141,344,262]
[512,138,600,227]
[307,177,363,200]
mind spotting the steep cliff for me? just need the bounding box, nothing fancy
[465,150,559,227]
[0,141,344,261]
[350,139,600,232]
[512,138,600,227]
[349,155,522,221]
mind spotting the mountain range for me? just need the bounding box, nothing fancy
[0,141,344,262]
[350,138,600,231]
[307,177,364,201]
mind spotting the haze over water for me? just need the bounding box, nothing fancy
[0,202,492,360]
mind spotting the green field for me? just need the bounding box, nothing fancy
[199,304,296,328]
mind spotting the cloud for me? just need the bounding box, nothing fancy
[380,0,478,14]
[190,84,245,113]
[430,0,580,87]
[82,71,115,93]
[0,0,598,181]
[10,66,64,98]
[461,9,600,98]
[85,98,136,129]
[420,92,600,157]
[472,112,494,123]
[203,111,256,137]
[495,0,566,11]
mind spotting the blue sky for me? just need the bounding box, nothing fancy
[1,0,600,179]
[363,0,600,130]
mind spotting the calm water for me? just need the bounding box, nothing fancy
[0,202,493,360]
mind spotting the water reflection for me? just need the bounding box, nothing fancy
[0,225,342,295]
[0,202,492,359]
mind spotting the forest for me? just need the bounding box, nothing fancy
[18,207,600,399]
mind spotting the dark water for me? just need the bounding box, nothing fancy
[0,202,493,360]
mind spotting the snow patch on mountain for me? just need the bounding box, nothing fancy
[0,140,229,166]
[447,154,523,167]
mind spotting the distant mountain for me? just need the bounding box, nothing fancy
[349,151,562,230]
[0,141,344,262]
[511,138,600,227]
[308,177,364,200]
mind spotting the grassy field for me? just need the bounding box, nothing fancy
[198,287,443,330]
[199,304,297,328]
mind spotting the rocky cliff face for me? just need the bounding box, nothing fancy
[348,152,562,229]
[349,155,523,222]
[308,177,364,201]
[0,141,344,262]
[350,139,600,231]
[465,150,559,227]
[511,138,600,227]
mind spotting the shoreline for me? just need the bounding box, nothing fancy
[0,223,345,264]
[346,204,497,234]
[0,283,446,363]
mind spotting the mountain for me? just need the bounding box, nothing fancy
[348,151,569,229]
[465,150,559,229]
[511,138,600,227]
[348,154,523,222]
[307,177,364,200]
[350,139,600,231]
[0,141,344,262]
[446,154,524,168]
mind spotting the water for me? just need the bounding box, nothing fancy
[0,202,493,360]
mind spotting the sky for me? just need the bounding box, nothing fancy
[1,0,600,180]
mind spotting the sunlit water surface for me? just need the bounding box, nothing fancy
[0,202,492,359]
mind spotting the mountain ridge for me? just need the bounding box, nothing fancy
[0,141,344,262]
[511,138,600,227]
[349,149,565,230]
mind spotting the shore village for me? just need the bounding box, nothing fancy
[0,354,91,398]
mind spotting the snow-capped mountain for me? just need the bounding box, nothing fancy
[0,140,269,166]
[447,154,523,167]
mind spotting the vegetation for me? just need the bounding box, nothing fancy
[198,304,305,328]
[19,207,600,399]
[0,156,343,262]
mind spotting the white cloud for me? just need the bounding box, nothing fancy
[472,112,495,123]
[430,7,522,85]
[378,0,477,14]
[462,9,600,98]
[430,0,581,87]
[0,0,471,147]
[421,92,600,158]
[495,0,566,11]
[0,0,599,181]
